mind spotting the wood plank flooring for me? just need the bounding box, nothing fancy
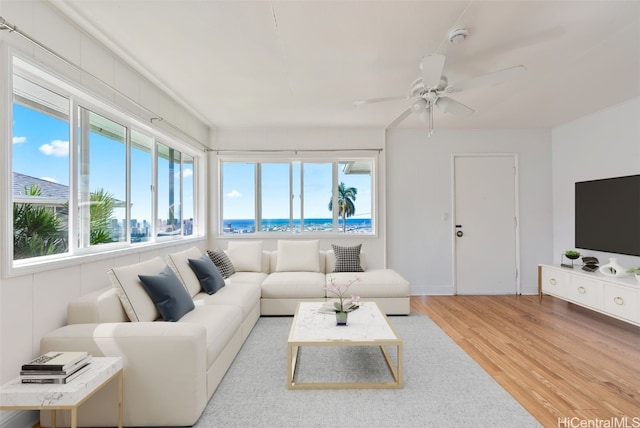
[411,295,640,427]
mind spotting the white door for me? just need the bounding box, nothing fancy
[454,155,518,294]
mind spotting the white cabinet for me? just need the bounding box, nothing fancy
[540,268,568,297]
[603,282,640,323]
[538,264,640,326]
[567,275,602,308]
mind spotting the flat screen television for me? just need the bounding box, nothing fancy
[575,174,640,257]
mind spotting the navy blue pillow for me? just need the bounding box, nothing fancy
[138,266,195,322]
[188,255,225,295]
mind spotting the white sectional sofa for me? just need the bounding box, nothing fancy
[40,242,409,427]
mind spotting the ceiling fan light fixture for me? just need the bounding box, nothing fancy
[448,26,469,44]
[411,98,428,113]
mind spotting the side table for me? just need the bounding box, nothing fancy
[0,356,123,428]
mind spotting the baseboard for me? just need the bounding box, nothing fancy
[0,409,38,428]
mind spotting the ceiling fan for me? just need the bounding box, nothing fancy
[354,53,527,135]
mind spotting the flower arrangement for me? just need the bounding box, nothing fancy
[325,276,361,313]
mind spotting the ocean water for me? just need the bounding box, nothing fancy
[222,218,371,233]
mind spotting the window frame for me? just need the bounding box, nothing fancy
[217,153,377,238]
[3,50,205,278]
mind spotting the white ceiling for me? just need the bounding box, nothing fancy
[55,0,640,130]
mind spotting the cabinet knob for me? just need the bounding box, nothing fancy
[549,278,556,285]
[614,296,624,305]
[577,286,586,294]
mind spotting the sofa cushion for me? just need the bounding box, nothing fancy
[331,244,364,272]
[138,266,195,322]
[275,240,320,272]
[261,272,327,298]
[108,256,168,322]
[207,249,236,279]
[178,305,242,368]
[188,255,225,295]
[227,241,263,272]
[327,270,410,298]
[166,246,205,297]
[225,271,268,286]
[193,283,261,318]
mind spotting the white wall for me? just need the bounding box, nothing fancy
[552,97,640,269]
[0,0,209,408]
[211,127,388,267]
[386,129,553,295]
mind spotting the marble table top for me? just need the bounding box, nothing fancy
[0,356,122,408]
[288,301,400,343]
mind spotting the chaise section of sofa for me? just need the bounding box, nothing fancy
[324,250,410,315]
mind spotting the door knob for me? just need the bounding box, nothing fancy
[456,230,464,237]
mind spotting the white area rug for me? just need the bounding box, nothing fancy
[193,314,541,427]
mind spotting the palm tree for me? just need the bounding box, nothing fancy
[89,188,116,245]
[328,182,357,232]
[13,184,68,259]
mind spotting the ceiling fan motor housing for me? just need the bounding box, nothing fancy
[448,26,469,44]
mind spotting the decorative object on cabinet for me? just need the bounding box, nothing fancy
[561,250,581,268]
[581,256,599,272]
[598,258,630,278]
[627,267,640,284]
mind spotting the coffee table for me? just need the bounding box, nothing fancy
[287,301,402,389]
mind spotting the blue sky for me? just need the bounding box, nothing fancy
[12,104,193,223]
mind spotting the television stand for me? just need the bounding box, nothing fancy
[538,264,639,326]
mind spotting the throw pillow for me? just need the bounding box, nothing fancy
[332,244,364,272]
[166,246,206,298]
[275,240,320,272]
[206,249,236,279]
[108,256,167,322]
[188,255,225,295]
[227,241,263,272]
[138,266,195,322]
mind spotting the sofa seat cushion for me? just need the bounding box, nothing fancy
[261,272,326,298]
[327,270,410,298]
[225,272,268,286]
[192,283,261,319]
[179,305,242,368]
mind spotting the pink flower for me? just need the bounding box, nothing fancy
[325,276,360,312]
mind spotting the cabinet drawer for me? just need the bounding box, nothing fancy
[603,283,640,323]
[541,268,568,297]
[568,276,602,307]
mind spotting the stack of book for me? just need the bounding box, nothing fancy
[20,351,92,384]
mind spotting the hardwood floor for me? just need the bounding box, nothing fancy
[410,295,640,427]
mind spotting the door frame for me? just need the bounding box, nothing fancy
[451,153,521,295]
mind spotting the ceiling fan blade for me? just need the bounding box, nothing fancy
[436,97,474,118]
[353,95,408,106]
[387,107,412,129]
[420,54,446,89]
[450,65,527,92]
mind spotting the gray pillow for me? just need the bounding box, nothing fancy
[138,266,195,322]
[188,255,225,295]
[332,244,364,272]
[206,249,236,278]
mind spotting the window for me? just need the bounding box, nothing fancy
[7,55,202,271]
[12,78,71,259]
[219,158,374,235]
[130,130,154,243]
[78,108,127,247]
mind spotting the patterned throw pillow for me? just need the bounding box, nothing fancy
[206,249,236,279]
[332,244,364,272]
